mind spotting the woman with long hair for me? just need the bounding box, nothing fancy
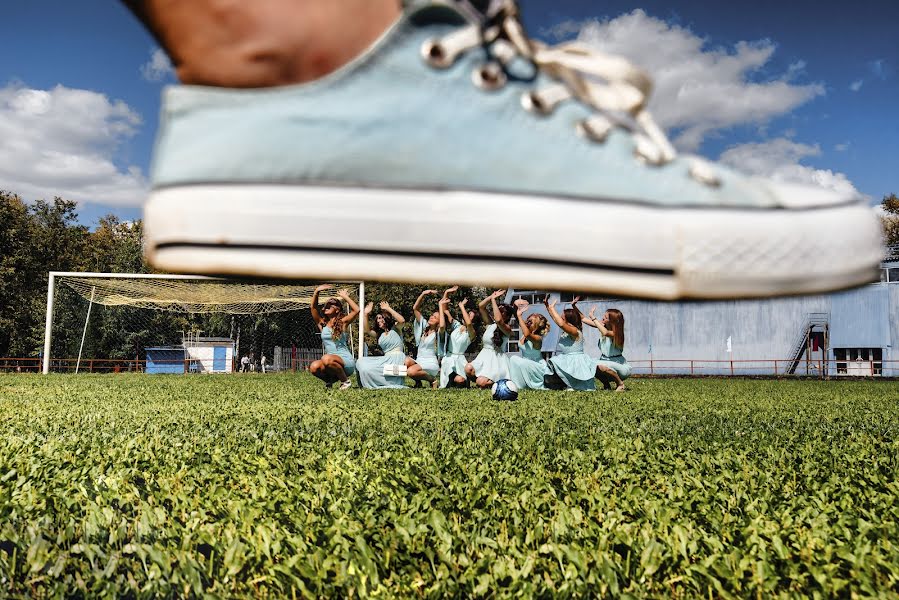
[508,299,551,390]
[439,289,478,388]
[465,290,513,389]
[309,284,360,389]
[545,297,596,391]
[409,289,441,388]
[586,306,631,391]
[356,300,409,389]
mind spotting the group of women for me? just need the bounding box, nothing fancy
[308,285,631,392]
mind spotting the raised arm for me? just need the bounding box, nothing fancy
[545,297,579,337]
[515,300,542,346]
[574,297,596,329]
[590,306,613,338]
[477,293,493,324]
[310,283,331,326]
[459,298,476,341]
[362,301,375,338]
[380,301,405,327]
[490,290,512,336]
[413,289,436,322]
[438,297,450,333]
[338,288,360,324]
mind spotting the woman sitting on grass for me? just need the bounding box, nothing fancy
[546,297,596,391]
[410,289,441,388]
[439,289,478,388]
[465,290,513,389]
[508,299,551,390]
[309,284,360,390]
[356,301,410,389]
[586,306,631,392]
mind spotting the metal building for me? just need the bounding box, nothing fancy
[508,259,898,377]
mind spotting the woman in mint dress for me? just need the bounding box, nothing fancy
[508,299,551,390]
[355,301,410,389]
[465,290,513,389]
[309,284,360,390]
[586,306,631,391]
[546,298,596,391]
[439,293,477,388]
[410,289,441,387]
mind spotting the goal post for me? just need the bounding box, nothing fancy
[42,272,365,374]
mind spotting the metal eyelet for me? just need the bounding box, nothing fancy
[421,39,453,69]
[471,62,507,91]
[689,161,722,187]
[576,119,611,143]
[521,91,552,116]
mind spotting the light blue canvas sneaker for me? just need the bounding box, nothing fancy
[143,0,883,299]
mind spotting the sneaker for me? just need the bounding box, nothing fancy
[143,1,883,300]
[339,379,353,390]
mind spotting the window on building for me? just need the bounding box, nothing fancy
[834,347,882,376]
[889,268,899,283]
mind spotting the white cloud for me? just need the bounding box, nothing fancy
[849,79,864,92]
[558,10,824,151]
[0,83,148,206]
[834,142,850,152]
[719,138,860,198]
[140,48,174,82]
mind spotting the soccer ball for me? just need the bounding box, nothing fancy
[491,379,519,401]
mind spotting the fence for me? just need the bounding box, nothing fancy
[0,348,325,374]
[1,356,894,377]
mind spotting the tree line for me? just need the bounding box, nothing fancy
[0,191,479,364]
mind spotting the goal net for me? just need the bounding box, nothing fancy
[42,273,363,374]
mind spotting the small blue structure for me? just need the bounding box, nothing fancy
[146,347,186,374]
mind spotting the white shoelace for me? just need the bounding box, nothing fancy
[421,1,720,185]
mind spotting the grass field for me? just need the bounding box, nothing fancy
[1,374,898,598]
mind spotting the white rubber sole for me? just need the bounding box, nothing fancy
[143,185,884,300]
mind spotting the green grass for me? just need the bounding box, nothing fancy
[1,374,898,598]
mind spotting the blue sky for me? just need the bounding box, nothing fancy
[0,0,896,227]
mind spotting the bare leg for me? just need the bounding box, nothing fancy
[475,376,493,389]
[121,0,402,87]
[406,362,435,387]
[321,355,349,382]
[596,365,625,391]
[464,363,477,382]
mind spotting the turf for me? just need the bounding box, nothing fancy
[1,374,898,597]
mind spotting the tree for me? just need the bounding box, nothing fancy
[880,193,899,259]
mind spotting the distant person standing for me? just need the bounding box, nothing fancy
[240,355,249,373]
[260,354,267,374]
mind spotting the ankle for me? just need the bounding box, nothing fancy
[140,0,401,88]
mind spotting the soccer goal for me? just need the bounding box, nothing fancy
[42,272,364,374]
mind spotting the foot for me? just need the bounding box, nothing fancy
[143,1,883,299]
[339,379,353,390]
[615,384,626,392]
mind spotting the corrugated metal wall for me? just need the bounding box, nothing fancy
[508,283,897,376]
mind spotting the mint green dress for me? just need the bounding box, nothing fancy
[440,321,471,388]
[509,339,549,390]
[549,332,596,391]
[469,323,511,383]
[596,335,631,379]
[413,316,440,377]
[320,325,355,376]
[356,329,407,389]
